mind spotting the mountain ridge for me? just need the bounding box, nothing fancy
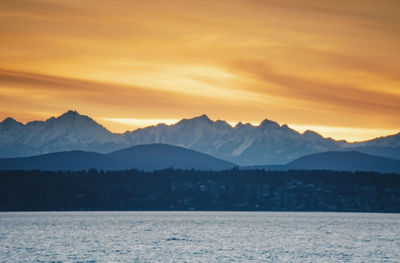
[1,110,399,165]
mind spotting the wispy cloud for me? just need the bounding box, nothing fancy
[1,0,400,139]
[228,59,400,115]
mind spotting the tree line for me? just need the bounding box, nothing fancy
[1,168,399,212]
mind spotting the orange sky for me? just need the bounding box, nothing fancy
[1,0,400,142]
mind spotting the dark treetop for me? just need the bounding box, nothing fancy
[1,169,399,212]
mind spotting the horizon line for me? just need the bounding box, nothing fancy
[1,110,399,143]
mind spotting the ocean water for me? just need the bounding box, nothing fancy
[0,212,399,262]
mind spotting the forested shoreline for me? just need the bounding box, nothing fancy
[1,169,399,212]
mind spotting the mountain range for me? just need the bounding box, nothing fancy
[1,110,399,166]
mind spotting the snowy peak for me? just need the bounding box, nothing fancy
[215,120,232,129]
[55,110,84,124]
[0,117,27,148]
[259,119,280,129]
[54,110,97,125]
[59,110,79,118]
[42,110,115,141]
[174,114,231,133]
[303,130,323,139]
[193,114,212,122]
[177,114,212,127]
[0,110,127,157]
[234,122,254,129]
[43,110,113,135]
[0,117,23,127]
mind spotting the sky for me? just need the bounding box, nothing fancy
[0,0,400,142]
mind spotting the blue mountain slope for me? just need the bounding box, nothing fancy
[249,151,400,174]
[108,144,235,170]
[0,151,110,171]
[0,144,235,171]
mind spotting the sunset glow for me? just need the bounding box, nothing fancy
[1,0,400,141]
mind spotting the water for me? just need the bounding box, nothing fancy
[0,212,399,262]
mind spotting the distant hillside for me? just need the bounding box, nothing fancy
[0,144,235,171]
[250,151,400,174]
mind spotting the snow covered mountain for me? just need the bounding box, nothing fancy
[0,110,126,157]
[0,110,399,165]
[122,115,345,165]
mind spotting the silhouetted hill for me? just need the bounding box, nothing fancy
[0,151,110,171]
[251,151,400,174]
[107,144,235,170]
[0,144,235,171]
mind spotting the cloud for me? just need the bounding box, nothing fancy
[0,69,258,120]
[228,59,400,117]
[0,69,196,107]
[1,0,400,139]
